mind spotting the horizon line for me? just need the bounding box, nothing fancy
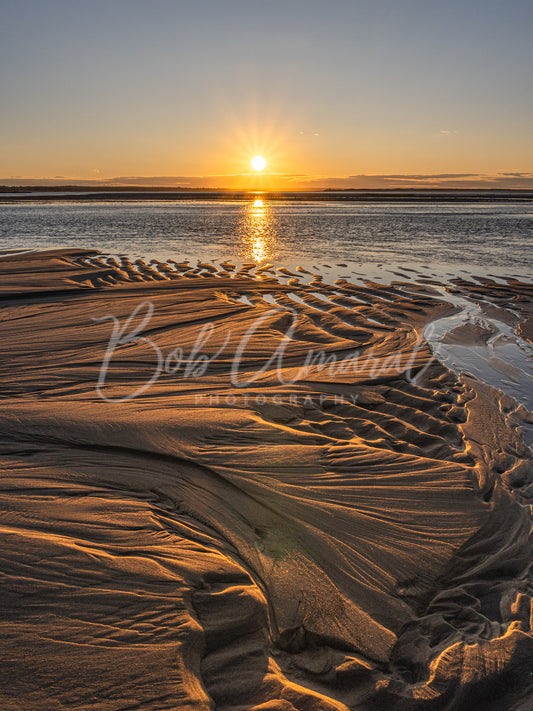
[3,185,533,193]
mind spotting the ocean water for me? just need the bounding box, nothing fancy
[0,199,532,277]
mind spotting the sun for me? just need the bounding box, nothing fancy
[251,155,266,171]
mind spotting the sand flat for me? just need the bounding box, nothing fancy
[1,250,532,710]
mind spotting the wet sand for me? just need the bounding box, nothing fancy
[0,249,532,710]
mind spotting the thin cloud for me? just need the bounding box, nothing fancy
[348,174,479,180]
[2,173,533,190]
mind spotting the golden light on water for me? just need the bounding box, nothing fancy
[239,197,276,262]
[250,198,267,261]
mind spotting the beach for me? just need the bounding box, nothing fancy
[1,248,532,710]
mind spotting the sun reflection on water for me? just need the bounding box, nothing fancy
[239,197,278,262]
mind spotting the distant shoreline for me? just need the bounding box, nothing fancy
[1,187,533,203]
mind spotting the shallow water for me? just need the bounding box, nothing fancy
[423,288,533,419]
[0,199,532,277]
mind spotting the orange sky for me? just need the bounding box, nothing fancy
[1,1,532,189]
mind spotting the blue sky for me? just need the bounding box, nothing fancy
[1,0,532,187]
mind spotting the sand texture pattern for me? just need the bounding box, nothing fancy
[0,250,532,710]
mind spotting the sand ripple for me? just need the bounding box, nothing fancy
[0,250,532,709]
